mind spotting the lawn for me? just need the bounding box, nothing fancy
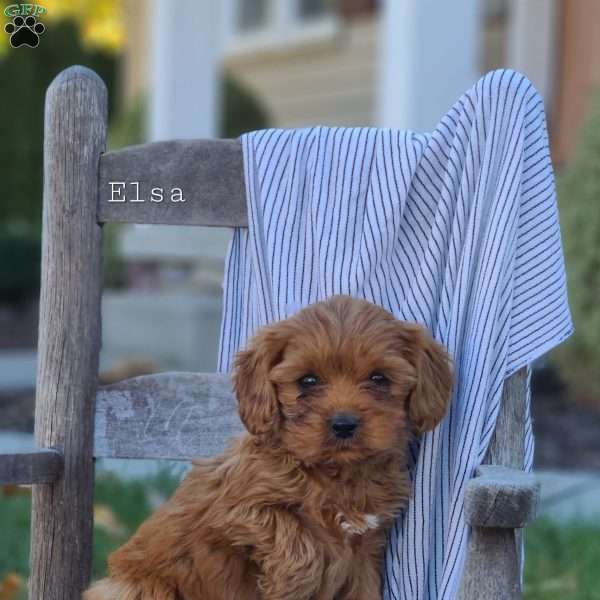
[0,469,180,599]
[1,472,599,599]
[523,519,600,599]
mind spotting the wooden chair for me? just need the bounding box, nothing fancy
[0,66,540,600]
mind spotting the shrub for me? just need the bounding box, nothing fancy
[0,20,117,236]
[553,91,600,404]
[221,73,270,138]
[0,235,41,303]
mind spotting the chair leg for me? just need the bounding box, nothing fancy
[458,527,521,600]
[458,368,530,599]
[29,66,107,600]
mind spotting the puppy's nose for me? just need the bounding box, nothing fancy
[330,413,360,439]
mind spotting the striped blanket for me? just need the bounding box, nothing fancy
[217,69,573,599]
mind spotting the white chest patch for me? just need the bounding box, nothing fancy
[337,512,380,536]
[364,514,380,529]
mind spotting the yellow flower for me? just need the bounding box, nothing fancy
[8,0,127,53]
[0,573,23,600]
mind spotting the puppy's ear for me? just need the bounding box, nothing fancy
[232,325,287,436]
[401,324,453,434]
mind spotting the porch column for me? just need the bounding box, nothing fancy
[377,0,480,131]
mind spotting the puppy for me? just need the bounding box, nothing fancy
[85,294,453,600]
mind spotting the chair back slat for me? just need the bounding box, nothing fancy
[98,139,247,227]
[94,372,244,460]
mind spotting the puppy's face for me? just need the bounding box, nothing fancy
[233,295,453,466]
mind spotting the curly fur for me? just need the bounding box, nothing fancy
[85,295,453,600]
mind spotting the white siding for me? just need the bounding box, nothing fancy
[225,18,378,128]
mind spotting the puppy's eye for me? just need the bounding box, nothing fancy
[369,372,389,384]
[298,374,319,388]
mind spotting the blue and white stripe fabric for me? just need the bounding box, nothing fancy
[216,69,573,599]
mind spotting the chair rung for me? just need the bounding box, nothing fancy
[0,449,64,485]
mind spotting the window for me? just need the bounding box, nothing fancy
[296,0,332,21]
[226,0,338,54]
[237,0,270,31]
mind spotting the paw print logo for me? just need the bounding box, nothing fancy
[5,15,45,48]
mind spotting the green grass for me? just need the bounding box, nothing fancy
[0,468,180,599]
[89,470,180,579]
[1,474,600,598]
[524,519,600,599]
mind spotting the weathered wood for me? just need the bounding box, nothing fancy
[94,372,245,460]
[0,450,63,485]
[464,465,540,528]
[97,139,247,226]
[483,367,530,587]
[458,367,529,600]
[484,368,529,469]
[458,528,521,600]
[30,65,106,600]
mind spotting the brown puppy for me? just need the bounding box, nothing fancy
[85,295,453,600]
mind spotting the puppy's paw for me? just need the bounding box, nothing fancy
[336,512,380,536]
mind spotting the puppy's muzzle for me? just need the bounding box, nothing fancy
[329,413,360,439]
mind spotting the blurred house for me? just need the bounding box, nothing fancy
[102,0,600,374]
[220,0,600,163]
[222,0,378,128]
[550,0,600,164]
